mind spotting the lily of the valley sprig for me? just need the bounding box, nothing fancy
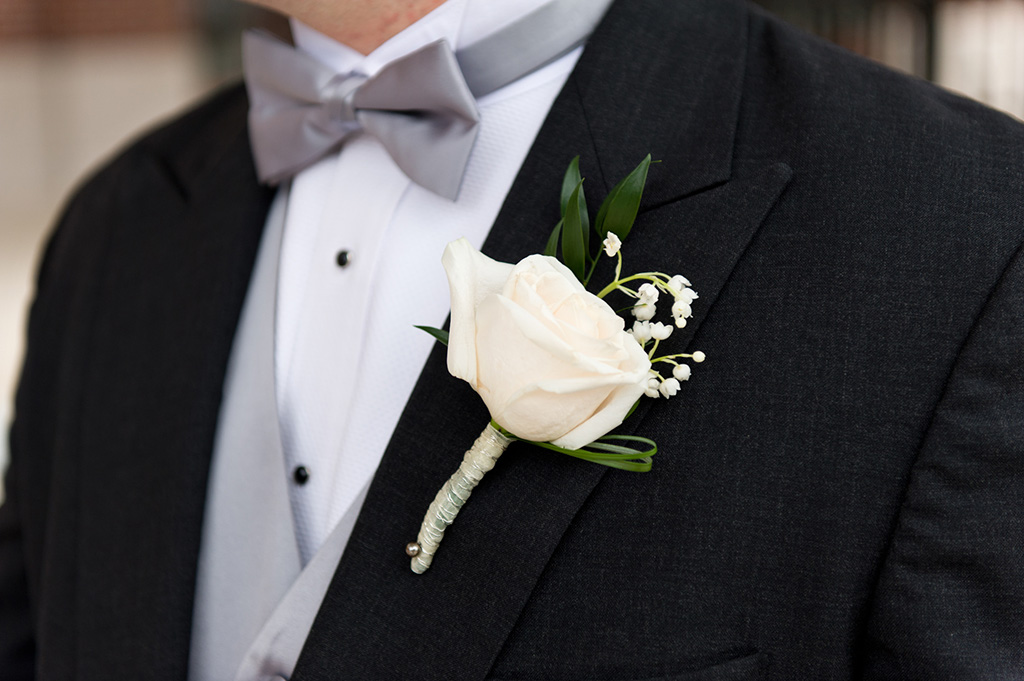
[408,155,705,574]
[598,242,707,401]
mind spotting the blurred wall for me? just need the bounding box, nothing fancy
[754,0,1024,118]
[0,2,219,482]
[936,0,1024,118]
[1,0,1023,480]
[0,0,193,37]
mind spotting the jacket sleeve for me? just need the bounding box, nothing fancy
[0,449,35,678]
[862,241,1024,677]
[0,174,108,679]
[0,220,63,679]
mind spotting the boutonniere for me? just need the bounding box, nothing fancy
[409,155,705,573]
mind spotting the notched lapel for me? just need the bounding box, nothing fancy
[585,160,793,487]
[575,0,749,204]
[626,162,795,354]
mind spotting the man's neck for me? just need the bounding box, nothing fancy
[251,0,448,54]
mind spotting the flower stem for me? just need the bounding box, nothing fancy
[410,423,513,574]
[651,351,705,363]
[596,272,668,299]
[583,256,600,286]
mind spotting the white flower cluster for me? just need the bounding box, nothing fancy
[626,277,704,400]
[602,242,706,401]
[633,275,698,328]
[626,273,698,332]
[629,320,673,343]
[631,283,659,321]
[643,351,706,399]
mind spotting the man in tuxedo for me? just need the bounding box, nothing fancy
[2,0,1023,678]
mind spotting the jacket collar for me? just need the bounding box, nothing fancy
[573,0,747,206]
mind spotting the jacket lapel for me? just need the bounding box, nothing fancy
[294,1,790,679]
[74,87,275,679]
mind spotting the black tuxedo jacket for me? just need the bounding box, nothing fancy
[3,1,1024,679]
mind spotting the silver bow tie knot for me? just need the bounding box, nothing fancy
[244,31,480,200]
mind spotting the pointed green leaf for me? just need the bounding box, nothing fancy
[595,154,652,241]
[544,218,563,258]
[561,179,586,281]
[561,156,591,260]
[414,325,449,346]
[560,156,582,216]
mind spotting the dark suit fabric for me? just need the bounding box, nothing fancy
[3,0,1024,679]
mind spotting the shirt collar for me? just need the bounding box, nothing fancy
[291,0,554,78]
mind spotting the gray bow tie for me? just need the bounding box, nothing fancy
[243,0,615,200]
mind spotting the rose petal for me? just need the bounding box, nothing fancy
[442,238,514,386]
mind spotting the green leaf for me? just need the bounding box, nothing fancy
[544,218,563,258]
[559,451,652,472]
[526,434,657,472]
[414,325,449,346]
[561,179,586,282]
[595,154,652,242]
[560,157,591,260]
[584,441,649,455]
[597,434,658,453]
[560,156,582,216]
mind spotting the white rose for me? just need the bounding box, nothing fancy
[442,238,652,450]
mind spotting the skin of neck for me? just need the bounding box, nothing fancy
[246,0,448,54]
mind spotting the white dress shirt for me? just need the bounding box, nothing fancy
[277,0,582,563]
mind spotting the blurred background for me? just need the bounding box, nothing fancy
[1,0,1023,474]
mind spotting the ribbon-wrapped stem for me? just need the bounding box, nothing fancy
[411,423,513,574]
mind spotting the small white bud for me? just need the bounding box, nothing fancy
[638,283,660,304]
[678,287,698,303]
[602,232,622,257]
[631,321,652,343]
[650,322,673,340]
[671,299,692,319]
[659,377,681,398]
[644,376,661,398]
[692,351,706,363]
[668,275,691,291]
[673,364,691,381]
[632,303,656,321]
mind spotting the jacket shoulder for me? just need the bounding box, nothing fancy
[742,4,1024,241]
[40,82,251,283]
[73,81,250,206]
[744,4,1024,172]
